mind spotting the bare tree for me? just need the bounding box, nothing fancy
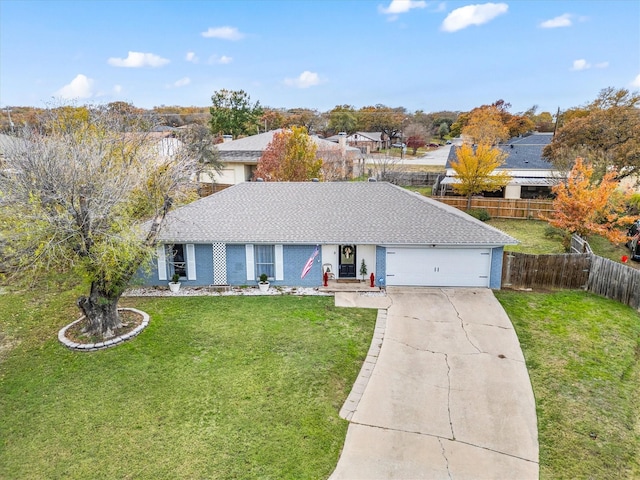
[0,105,198,338]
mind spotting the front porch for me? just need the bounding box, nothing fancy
[318,279,382,293]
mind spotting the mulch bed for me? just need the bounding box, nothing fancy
[64,309,144,344]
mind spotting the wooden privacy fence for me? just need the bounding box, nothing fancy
[587,255,640,311]
[433,197,554,219]
[502,251,640,311]
[502,252,591,290]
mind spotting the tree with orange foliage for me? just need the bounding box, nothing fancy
[253,126,322,181]
[462,106,509,145]
[544,157,634,244]
[450,143,511,210]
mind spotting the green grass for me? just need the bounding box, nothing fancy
[405,186,432,196]
[0,287,377,479]
[588,234,640,269]
[496,290,640,479]
[487,219,567,254]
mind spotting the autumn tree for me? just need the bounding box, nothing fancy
[543,157,634,244]
[356,105,406,146]
[543,87,640,181]
[281,108,325,134]
[260,108,286,131]
[0,106,197,338]
[453,100,534,144]
[449,143,511,210]
[209,89,263,138]
[253,126,322,181]
[462,105,510,145]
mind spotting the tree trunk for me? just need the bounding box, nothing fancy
[77,281,123,339]
[466,195,473,211]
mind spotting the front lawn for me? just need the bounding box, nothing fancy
[496,290,640,479]
[0,288,376,479]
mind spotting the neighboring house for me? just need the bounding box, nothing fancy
[439,132,564,199]
[140,181,517,289]
[325,132,387,154]
[209,130,365,186]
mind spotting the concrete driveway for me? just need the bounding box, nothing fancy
[330,287,539,479]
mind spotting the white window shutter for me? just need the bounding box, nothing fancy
[186,244,197,280]
[246,244,255,281]
[275,245,284,281]
[157,245,167,281]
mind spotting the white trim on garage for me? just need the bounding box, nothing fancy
[386,247,491,287]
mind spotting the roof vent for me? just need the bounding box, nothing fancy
[510,144,514,148]
[256,177,264,182]
[311,178,319,182]
[368,177,377,182]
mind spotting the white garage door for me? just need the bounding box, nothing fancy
[386,248,491,287]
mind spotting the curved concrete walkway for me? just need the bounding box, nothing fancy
[330,287,539,479]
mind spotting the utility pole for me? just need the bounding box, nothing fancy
[4,108,15,133]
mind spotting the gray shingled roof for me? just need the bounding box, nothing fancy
[217,129,362,164]
[156,182,517,246]
[446,133,555,170]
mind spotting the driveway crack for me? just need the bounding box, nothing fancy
[442,290,482,354]
[438,438,453,480]
[444,352,455,440]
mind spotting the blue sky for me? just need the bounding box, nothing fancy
[1,0,639,115]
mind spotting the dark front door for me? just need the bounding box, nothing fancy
[339,245,357,278]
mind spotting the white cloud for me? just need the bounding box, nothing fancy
[571,59,608,71]
[113,84,122,94]
[540,13,572,28]
[631,74,640,88]
[185,51,199,63]
[284,71,322,89]
[441,2,508,32]
[201,26,244,40]
[108,51,170,68]
[571,59,589,70]
[55,74,94,99]
[208,54,233,65]
[173,77,191,87]
[379,0,427,14]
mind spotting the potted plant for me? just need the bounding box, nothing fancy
[169,273,181,292]
[360,259,368,281]
[258,273,270,292]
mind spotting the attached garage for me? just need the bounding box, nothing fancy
[385,247,492,287]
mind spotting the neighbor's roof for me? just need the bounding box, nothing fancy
[156,181,518,246]
[217,129,362,163]
[446,132,556,170]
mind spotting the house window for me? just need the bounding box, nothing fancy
[254,245,275,279]
[170,244,187,278]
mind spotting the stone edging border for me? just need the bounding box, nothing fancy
[338,307,387,421]
[58,307,150,352]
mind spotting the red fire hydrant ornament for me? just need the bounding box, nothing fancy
[323,271,329,287]
[370,272,375,288]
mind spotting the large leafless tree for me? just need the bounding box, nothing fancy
[0,105,198,337]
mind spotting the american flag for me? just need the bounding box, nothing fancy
[301,246,319,279]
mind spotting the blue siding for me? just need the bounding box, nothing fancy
[134,255,161,287]
[226,244,247,285]
[135,243,506,289]
[376,246,386,288]
[490,246,504,289]
[283,245,322,287]
[180,244,213,287]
